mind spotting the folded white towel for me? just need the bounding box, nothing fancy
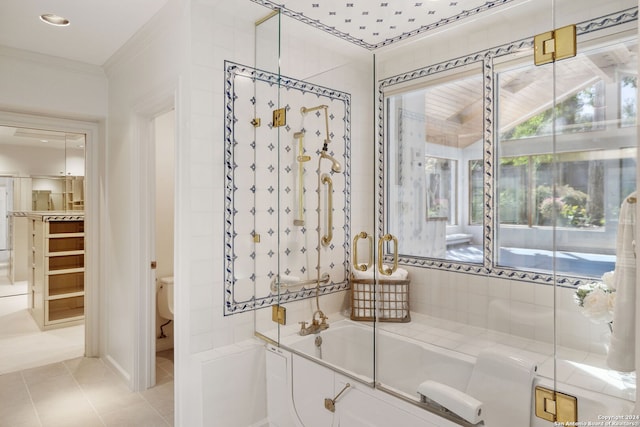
[417,380,484,424]
[352,266,409,281]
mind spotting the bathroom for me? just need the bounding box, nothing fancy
[210,0,639,425]
[0,0,638,426]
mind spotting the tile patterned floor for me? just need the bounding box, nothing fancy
[0,269,175,426]
[0,351,175,427]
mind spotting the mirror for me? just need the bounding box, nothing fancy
[385,64,483,262]
[0,125,85,213]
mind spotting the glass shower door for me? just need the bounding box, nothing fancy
[545,2,638,419]
[252,7,377,389]
[375,0,638,424]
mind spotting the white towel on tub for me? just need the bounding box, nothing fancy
[607,192,637,372]
[352,266,409,280]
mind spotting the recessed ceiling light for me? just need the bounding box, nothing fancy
[39,14,70,27]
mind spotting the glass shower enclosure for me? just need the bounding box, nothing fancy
[222,0,639,424]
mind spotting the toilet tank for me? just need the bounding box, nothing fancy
[157,276,174,320]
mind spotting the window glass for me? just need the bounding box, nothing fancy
[496,39,637,278]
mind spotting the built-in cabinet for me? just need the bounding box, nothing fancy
[28,212,84,330]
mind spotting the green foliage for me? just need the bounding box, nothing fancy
[536,184,591,227]
[501,85,599,139]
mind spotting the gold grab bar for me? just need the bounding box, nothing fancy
[270,272,330,293]
[321,174,333,246]
[353,231,373,271]
[377,234,398,276]
[293,131,310,226]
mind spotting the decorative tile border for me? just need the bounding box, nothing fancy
[224,61,351,315]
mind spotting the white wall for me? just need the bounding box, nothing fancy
[102,0,186,391]
[103,1,276,425]
[0,46,107,120]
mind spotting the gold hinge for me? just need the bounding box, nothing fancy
[253,233,261,243]
[251,118,261,128]
[272,305,286,325]
[534,24,577,66]
[535,386,578,423]
[272,108,286,127]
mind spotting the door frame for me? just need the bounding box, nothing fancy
[132,92,176,391]
[0,110,101,358]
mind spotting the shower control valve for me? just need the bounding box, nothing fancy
[298,321,309,335]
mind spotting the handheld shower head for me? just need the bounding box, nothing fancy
[320,151,342,173]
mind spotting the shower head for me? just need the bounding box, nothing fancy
[321,151,342,173]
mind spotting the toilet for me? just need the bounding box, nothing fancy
[157,276,174,320]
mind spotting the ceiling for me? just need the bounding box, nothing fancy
[251,0,518,50]
[0,0,168,66]
[0,126,85,149]
[0,0,520,66]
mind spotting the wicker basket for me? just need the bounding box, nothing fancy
[350,276,410,322]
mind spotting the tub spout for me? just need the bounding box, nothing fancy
[298,310,329,335]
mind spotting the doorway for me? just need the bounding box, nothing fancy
[152,109,175,385]
[0,122,88,373]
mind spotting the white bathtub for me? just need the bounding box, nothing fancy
[280,319,634,426]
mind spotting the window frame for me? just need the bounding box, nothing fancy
[378,14,637,287]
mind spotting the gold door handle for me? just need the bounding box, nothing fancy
[377,234,398,276]
[353,231,373,271]
[321,174,333,246]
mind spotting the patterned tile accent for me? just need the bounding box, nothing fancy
[377,8,637,288]
[251,0,518,50]
[224,61,351,315]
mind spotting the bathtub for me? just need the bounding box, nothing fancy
[276,319,634,427]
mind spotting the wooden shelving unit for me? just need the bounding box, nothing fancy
[28,212,85,330]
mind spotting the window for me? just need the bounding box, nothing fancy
[496,39,637,277]
[382,36,637,278]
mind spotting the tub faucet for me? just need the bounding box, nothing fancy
[299,310,329,335]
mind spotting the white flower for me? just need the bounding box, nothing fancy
[574,276,616,324]
[581,287,613,323]
[602,271,616,290]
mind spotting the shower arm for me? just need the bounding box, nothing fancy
[300,105,330,147]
